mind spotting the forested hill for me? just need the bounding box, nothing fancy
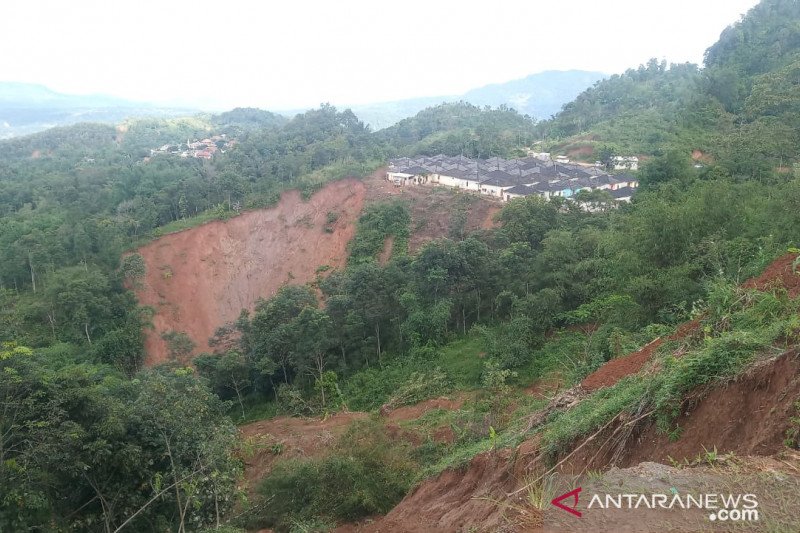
[541,0,800,179]
[347,69,606,129]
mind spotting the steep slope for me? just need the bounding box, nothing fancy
[336,253,800,532]
[542,0,800,171]
[135,179,366,364]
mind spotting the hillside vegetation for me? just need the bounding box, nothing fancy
[542,0,800,181]
[3,1,800,531]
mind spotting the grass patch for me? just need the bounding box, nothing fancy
[249,419,415,531]
[342,333,484,411]
[234,398,279,425]
[540,375,653,459]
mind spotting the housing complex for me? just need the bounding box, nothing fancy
[387,154,639,202]
[149,134,237,160]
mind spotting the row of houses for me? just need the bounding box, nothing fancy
[387,155,639,202]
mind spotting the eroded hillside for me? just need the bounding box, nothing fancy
[135,171,502,365]
[136,179,366,364]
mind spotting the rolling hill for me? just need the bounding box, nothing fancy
[0,81,196,139]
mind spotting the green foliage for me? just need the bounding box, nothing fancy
[340,334,484,411]
[541,376,652,459]
[161,329,195,361]
[196,350,253,419]
[348,200,411,264]
[638,150,694,188]
[0,352,241,532]
[254,420,415,530]
[378,101,538,158]
[382,366,452,411]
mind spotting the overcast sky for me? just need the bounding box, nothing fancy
[2,0,760,111]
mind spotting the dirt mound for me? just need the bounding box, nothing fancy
[742,252,800,297]
[581,338,664,392]
[342,440,542,533]
[239,412,367,493]
[564,350,800,472]
[383,395,467,422]
[135,179,366,365]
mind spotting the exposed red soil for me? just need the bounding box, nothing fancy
[580,253,798,391]
[135,179,366,364]
[363,169,502,252]
[742,252,800,297]
[341,439,543,533]
[241,394,471,498]
[383,395,467,422]
[377,235,394,265]
[581,338,664,391]
[563,350,800,473]
[579,319,705,392]
[239,411,367,493]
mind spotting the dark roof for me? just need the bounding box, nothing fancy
[589,174,621,185]
[611,186,636,199]
[402,165,430,175]
[505,185,537,196]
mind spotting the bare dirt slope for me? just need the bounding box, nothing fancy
[565,350,800,472]
[364,168,501,252]
[136,179,366,365]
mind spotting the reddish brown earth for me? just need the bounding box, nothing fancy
[363,169,501,252]
[580,338,664,392]
[136,179,366,364]
[340,440,543,533]
[563,350,800,473]
[742,252,800,297]
[384,395,467,422]
[239,411,367,494]
[356,351,800,532]
[137,170,503,364]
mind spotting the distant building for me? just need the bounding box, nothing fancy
[612,156,639,171]
[386,154,639,203]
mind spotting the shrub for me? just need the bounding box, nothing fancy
[255,420,415,530]
[381,366,452,411]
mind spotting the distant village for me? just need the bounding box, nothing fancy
[387,153,639,203]
[149,134,237,160]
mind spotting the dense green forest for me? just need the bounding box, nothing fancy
[3,0,800,530]
[541,0,800,179]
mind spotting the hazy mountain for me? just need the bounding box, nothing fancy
[0,82,195,139]
[348,70,606,130]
